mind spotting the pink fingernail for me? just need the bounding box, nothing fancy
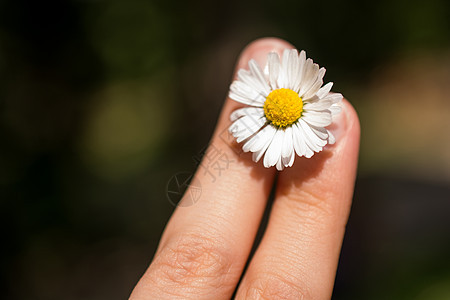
[328,102,348,146]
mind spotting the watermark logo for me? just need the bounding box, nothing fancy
[193,143,234,183]
[166,123,250,207]
[166,172,202,207]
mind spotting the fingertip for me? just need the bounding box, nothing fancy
[333,98,361,164]
[220,37,294,133]
[276,97,360,201]
[342,98,360,140]
[217,38,295,158]
[236,37,294,71]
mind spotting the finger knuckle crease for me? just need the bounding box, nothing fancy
[246,273,312,300]
[154,233,232,287]
[285,189,334,219]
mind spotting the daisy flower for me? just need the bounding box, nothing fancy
[228,48,342,170]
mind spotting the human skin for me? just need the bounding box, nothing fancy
[130,37,360,300]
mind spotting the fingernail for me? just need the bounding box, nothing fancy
[328,101,349,145]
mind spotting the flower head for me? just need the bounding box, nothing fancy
[228,49,342,170]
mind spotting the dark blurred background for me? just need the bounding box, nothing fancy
[1,0,450,299]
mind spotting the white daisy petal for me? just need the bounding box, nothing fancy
[236,69,257,90]
[327,130,336,144]
[281,153,290,168]
[252,126,277,162]
[267,52,281,90]
[229,113,262,134]
[316,82,333,99]
[292,124,314,158]
[298,123,322,154]
[243,124,276,153]
[322,92,343,104]
[298,119,327,149]
[296,122,318,154]
[281,127,294,161]
[293,50,307,93]
[252,134,273,163]
[277,49,290,89]
[229,81,265,106]
[309,125,329,140]
[237,68,269,98]
[303,67,326,100]
[230,107,264,121]
[287,49,299,90]
[248,59,271,95]
[281,126,294,164]
[299,58,312,89]
[292,123,307,157]
[299,59,318,97]
[281,127,295,167]
[229,115,266,143]
[263,64,269,78]
[302,111,333,127]
[287,149,295,167]
[305,148,314,158]
[228,91,260,106]
[329,103,342,116]
[252,146,266,163]
[276,156,284,171]
[303,100,333,111]
[263,129,284,168]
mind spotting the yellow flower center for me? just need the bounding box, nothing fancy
[263,88,303,128]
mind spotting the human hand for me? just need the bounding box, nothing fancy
[130,38,360,300]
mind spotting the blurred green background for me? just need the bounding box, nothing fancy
[1,0,450,299]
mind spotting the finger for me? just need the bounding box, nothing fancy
[130,38,293,300]
[236,99,360,299]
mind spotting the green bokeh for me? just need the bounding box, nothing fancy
[1,0,449,299]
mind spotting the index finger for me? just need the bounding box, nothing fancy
[130,38,292,300]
